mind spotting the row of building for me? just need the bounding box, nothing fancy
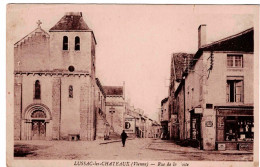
[161,25,254,151]
[13,12,159,141]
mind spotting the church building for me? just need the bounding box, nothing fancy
[14,12,97,141]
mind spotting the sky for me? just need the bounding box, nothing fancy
[6,4,257,121]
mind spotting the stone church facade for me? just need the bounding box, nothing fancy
[14,12,97,141]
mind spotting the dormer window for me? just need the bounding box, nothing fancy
[75,36,80,50]
[63,36,68,50]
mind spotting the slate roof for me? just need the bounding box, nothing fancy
[103,86,124,96]
[49,12,91,31]
[172,53,194,81]
[201,27,254,52]
[95,78,106,97]
[161,97,168,106]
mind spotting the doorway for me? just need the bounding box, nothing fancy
[32,120,46,140]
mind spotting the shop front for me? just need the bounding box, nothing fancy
[215,106,254,151]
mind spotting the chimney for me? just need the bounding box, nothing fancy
[198,24,207,48]
[65,12,82,17]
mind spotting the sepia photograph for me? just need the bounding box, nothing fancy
[6,3,259,167]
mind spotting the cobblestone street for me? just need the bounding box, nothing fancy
[14,138,253,161]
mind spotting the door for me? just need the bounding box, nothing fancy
[191,115,201,140]
[32,120,46,140]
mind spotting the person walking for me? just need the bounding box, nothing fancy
[121,130,128,147]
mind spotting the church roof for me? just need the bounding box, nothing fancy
[103,86,124,96]
[49,12,91,31]
[14,22,50,47]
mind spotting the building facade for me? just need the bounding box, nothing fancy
[168,53,193,140]
[160,97,169,139]
[14,12,98,141]
[95,78,110,139]
[174,25,254,150]
[103,85,126,135]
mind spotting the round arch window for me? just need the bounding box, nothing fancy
[68,66,75,72]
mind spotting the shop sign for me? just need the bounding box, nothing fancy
[124,118,135,133]
[239,144,250,151]
[205,121,213,127]
[195,108,202,114]
[218,144,226,151]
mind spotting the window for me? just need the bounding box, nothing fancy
[223,116,254,142]
[69,85,73,98]
[75,36,80,50]
[63,36,68,50]
[227,78,243,102]
[227,55,243,68]
[34,80,41,99]
[68,66,75,72]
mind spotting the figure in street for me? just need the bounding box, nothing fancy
[121,130,128,147]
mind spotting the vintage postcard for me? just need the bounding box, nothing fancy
[6,4,259,167]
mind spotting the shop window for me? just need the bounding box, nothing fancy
[63,36,68,50]
[227,55,243,68]
[75,36,80,50]
[220,116,254,142]
[226,78,243,103]
[34,80,41,99]
[237,117,254,141]
[225,116,237,141]
[69,85,73,98]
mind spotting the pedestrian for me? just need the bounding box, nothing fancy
[121,130,128,147]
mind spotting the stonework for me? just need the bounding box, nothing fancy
[14,12,98,141]
[14,75,22,140]
[52,77,61,140]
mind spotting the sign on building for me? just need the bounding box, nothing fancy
[124,117,135,133]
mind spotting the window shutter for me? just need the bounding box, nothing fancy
[226,82,230,102]
[235,81,243,102]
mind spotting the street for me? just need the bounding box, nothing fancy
[14,138,253,161]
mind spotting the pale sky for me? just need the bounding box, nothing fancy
[7,4,257,121]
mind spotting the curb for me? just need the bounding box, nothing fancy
[99,138,134,145]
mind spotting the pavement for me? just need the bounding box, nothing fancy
[14,138,253,161]
[99,138,134,145]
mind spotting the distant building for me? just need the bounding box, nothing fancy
[168,53,193,140]
[95,78,110,139]
[151,121,161,138]
[103,84,126,135]
[160,97,169,139]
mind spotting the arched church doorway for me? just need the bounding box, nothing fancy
[31,110,46,140]
[23,103,52,140]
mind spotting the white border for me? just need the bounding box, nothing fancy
[1,1,260,167]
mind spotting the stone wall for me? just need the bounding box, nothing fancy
[14,75,22,140]
[49,31,92,72]
[52,77,61,140]
[14,30,50,72]
[105,96,125,135]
